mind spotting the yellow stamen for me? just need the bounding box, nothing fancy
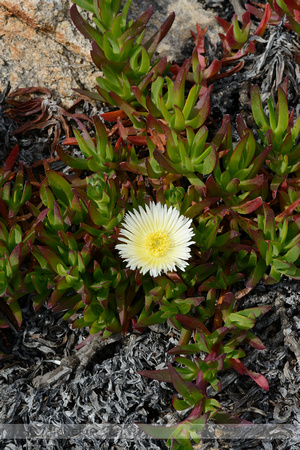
[145,231,171,257]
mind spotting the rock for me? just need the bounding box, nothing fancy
[0,1,99,108]
[0,0,222,106]
[128,0,222,63]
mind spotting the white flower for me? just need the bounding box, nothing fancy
[116,202,195,277]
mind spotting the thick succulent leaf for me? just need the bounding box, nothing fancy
[45,167,73,208]
[120,5,153,42]
[138,368,171,382]
[230,197,262,214]
[72,0,94,13]
[8,299,22,328]
[70,4,100,41]
[250,85,269,128]
[275,86,289,136]
[174,314,210,334]
[144,12,175,56]
[230,358,269,391]
[37,246,67,274]
[246,257,267,287]
[4,145,19,171]
[134,310,166,328]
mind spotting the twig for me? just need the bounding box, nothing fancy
[32,333,122,388]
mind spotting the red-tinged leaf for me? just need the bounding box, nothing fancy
[263,203,275,239]
[118,161,147,175]
[248,144,273,179]
[48,288,69,309]
[5,145,19,170]
[45,168,73,207]
[239,174,264,192]
[145,12,175,57]
[70,4,99,41]
[147,114,164,134]
[184,197,219,218]
[168,362,193,400]
[144,96,161,117]
[34,208,50,227]
[100,109,127,122]
[62,137,82,146]
[188,400,206,420]
[213,60,245,81]
[254,3,272,36]
[203,59,222,80]
[246,257,267,288]
[190,23,207,53]
[230,197,262,214]
[246,40,257,54]
[9,299,22,328]
[234,305,271,320]
[193,85,213,126]
[0,298,22,331]
[212,114,232,151]
[134,311,166,328]
[174,314,210,335]
[173,60,190,110]
[230,358,269,391]
[169,341,208,355]
[138,368,171,382]
[120,5,153,43]
[248,228,268,258]
[52,200,64,228]
[50,292,79,313]
[246,331,266,350]
[37,245,65,274]
[210,326,233,345]
[245,3,265,20]
[127,136,148,146]
[9,243,22,273]
[216,16,232,33]
[56,145,88,170]
[206,175,222,196]
[108,91,142,125]
[279,0,299,15]
[153,149,180,173]
[276,197,300,222]
[225,24,239,49]
[198,142,217,174]
[228,132,249,174]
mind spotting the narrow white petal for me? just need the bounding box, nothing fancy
[116,202,194,277]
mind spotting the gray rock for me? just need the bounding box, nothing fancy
[0,0,221,106]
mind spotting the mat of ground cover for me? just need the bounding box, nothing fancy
[0,277,299,450]
[0,3,299,450]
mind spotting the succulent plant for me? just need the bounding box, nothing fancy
[246,0,300,37]
[1,0,300,447]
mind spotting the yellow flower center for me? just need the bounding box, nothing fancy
[145,231,171,257]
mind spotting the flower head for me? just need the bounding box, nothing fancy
[116,202,195,277]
